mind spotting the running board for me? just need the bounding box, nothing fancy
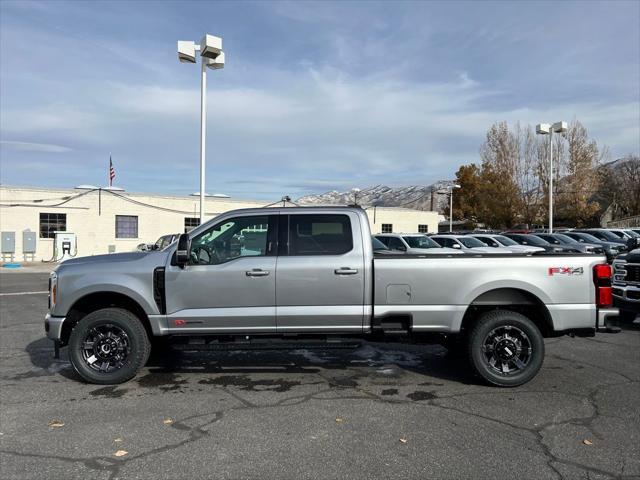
[169,336,362,351]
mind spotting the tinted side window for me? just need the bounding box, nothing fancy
[387,237,405,250]
[288,214,353,255]
[375,236,390,247]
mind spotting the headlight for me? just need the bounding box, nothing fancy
[49,272,57,309]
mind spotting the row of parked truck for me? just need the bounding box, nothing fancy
[373,228,639,263]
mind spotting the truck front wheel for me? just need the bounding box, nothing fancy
[68,308,151,384]
[468,310,544,387]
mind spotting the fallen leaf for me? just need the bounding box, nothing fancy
[48,420,64,428]
[163,418,174,425]
[335,417,344,423]
[583,439,593,446]
[114,450,128,457]
[114,438,123,443]
[399,437,408,444]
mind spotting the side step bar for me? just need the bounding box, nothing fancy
[169,335,362,351]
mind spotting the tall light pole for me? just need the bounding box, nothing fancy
[536,121,567,233]
[178,35,225,223]
[439,184,461,232]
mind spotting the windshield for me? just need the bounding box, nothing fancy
[372,237,389,251]
[494,235,518,246]
[523,235,550,246]
[625,230,640,238]
[569,232,601,243]
[553,234,577,245]
[609,230,627,239]
[458,237,487,248]
[592,230,622,241]
[403,236,440,249]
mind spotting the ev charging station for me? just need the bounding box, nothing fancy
[53,231,77,262]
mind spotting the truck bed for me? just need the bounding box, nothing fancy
[373,253,605,333]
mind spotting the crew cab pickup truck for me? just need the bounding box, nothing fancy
[613,249,640,322]
[45,207,618,387]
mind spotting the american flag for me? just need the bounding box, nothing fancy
[109,156,116,186]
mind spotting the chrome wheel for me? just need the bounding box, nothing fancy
[81,324,130,373]
[481,325,532,376]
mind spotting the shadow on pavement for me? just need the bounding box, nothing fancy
[23,336,477,385]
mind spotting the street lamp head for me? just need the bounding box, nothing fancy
[206,52,225,70]
[177,40,197,63]
[536,123,551,135]
[452,184,461,189]
[552,121,568,133]
[200,34,222,59]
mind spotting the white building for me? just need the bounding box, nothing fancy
[0,185,440,262]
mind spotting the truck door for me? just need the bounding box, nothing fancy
[275,212,365,332]
[164,214,278,333]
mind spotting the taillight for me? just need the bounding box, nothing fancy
[593,264,612,308]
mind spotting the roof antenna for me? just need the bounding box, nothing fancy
[282,195,299,207]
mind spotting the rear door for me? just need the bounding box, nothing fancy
[275,212,365,332]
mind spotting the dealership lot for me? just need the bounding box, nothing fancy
[1,272,639,480]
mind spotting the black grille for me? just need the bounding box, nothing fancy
[624,264,640,284]
[153,267,166,314]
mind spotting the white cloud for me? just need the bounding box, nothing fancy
[0,140,72,153]
[1,63,638,197]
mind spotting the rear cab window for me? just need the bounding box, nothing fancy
[287,214,353,255]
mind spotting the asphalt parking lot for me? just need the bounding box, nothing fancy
[1,272,639,480]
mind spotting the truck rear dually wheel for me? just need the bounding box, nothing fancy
[468,309,544,387]
[68,308,150,385]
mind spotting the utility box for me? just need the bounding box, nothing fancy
[23,230,37,253]
[1,231,16,262]
[1,232,16,253]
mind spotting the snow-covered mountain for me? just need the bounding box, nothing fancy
[297,182,456,212]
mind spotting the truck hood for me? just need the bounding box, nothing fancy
[507,245,545,253]
[408,247,464,254]
[58,252,160,267]
[468,247,509,254]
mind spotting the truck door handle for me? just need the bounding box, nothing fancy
[334,267,358,275]
[246,269,270,277]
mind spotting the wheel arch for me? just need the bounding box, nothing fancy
[61,291,152,345]
[460,288,554,337]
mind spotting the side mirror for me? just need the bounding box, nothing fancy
[397,245,407,252]
[452,243,461,249]
[175,233,190,268]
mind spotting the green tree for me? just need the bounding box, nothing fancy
[452,163,482,223]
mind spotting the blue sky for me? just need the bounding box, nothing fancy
[1,0,638,200]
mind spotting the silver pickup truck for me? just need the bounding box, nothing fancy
[45,207,618,387]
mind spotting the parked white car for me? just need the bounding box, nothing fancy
[432,234,515,254]
[469,234,545,254]
[374,233,463,254]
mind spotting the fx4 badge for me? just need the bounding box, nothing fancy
[548,267,584,276]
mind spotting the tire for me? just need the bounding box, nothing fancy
[467,309,545,387]
[68,308,151,384]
